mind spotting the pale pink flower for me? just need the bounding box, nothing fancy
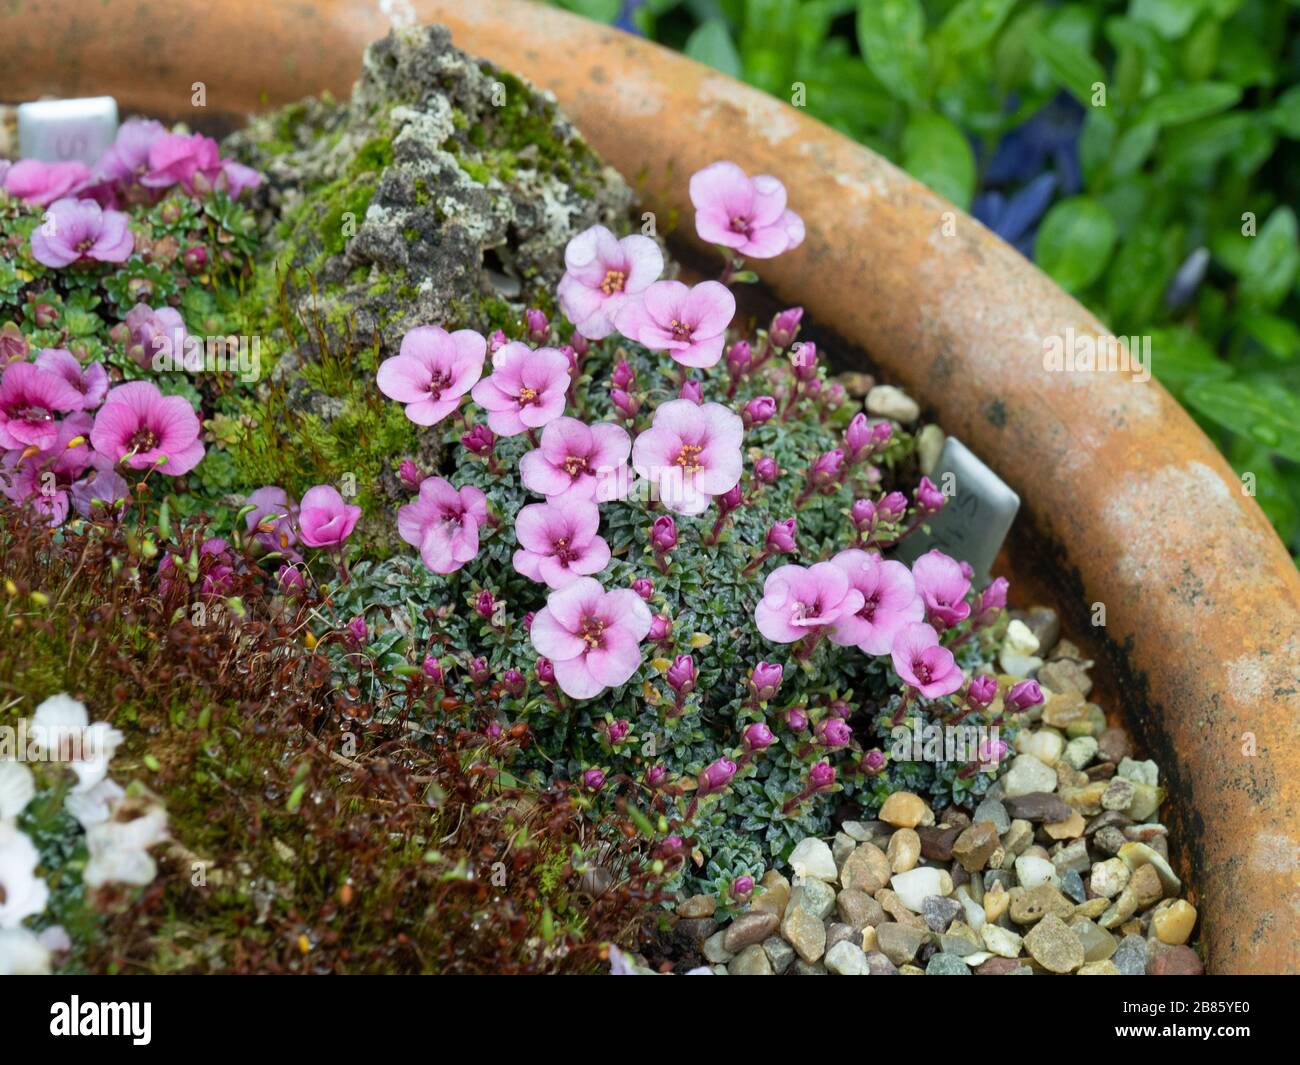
[613,280,735,369]
[513,498,611,588]
[2,159,89,207]
[557,224,663,340]
[69,467,129,520]
[754,562,865,644]
[34,348,108,410]
[911,548,972,628]
[140,132,259,197]
[243,486,299,556]
[631,399,743,515]
[518,416,631,502]
[124,303,192,370]
[0,362,84,451]
[469,342,570,436]
[1,412,94,527]
[689,161,805,258]
[297,485,361,548]
[376,326,486,426]
[828,549,925,655]
[89,381,204,475]
[30,198,133,268]
[529,577,652,699]
[397,476,488,574]
[891,622,964,699]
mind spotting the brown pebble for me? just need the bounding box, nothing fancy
[1098,727,1132,764]
[917,825,963,862]
[1147,944,1204,976]
[975,955,1023,975]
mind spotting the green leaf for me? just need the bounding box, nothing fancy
[1131,0,1208,39]
[901,110,976,208]
[1185,378,1300,461]
[856,0,929,105]
[552,0,622,22]
[1149,326,1233,400]
[685,19,743,78]
[1026,29,1106,103]
[1241,313,1300,361]
[1034,197,1117,293]
[1136,82,1242,128]
[1240,207,1299,311]
[1271,84,1300,138]
[1230,441,1298,548]
[933,0,1018,54]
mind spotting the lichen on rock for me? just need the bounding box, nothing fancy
[222,25,636,535]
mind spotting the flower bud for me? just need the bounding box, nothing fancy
[808,761,836,792]
[607,718,630,744]
[667,654,697,695]
[769,306,803,349]
[791,342,818,381]
[649,614,672,643]
[581,768,606,792]
[719,484,744,514]
[744,395,777,426]
[698,757,737,796]
[784,706,808,733]
[731,875,755,902]
[524,308,549,342]
[488,329,508,353]
[632,577,654,601]
[503,669,526,697]
[766,518,797,554]
[810,449,844,486]
[754,456,779,484]
[182,245,208,273]
[679,377,703,404]
[977,577,1009,617]
[399,459,423,490]
[345,616,368,646]
[726,340,752,377]
[851,498,876,531]
[469,657,490,684]
[651,515,677,552]
[1005,679,1044,713]
[817,717,852,749]
[461,423,495,457]
[844,413,873,461]
[535,657,556,685]
[475,590,496,620]
[569,331,589,357]
[878,491,908,522]
[422,655,444,683]
[862,749,886,775]
[967,673,998,708]
[645,765,668,789]
[611,387,640,419]
[915,475,945,514]
[612,358,636,389]
[749,661,783,701]
[742,722,774,752]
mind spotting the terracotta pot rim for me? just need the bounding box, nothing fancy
[5,0,1299,974]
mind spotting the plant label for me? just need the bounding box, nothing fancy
[892,436,1020,584]
[18,97,119,165]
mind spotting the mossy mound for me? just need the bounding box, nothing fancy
[221,25,635,540]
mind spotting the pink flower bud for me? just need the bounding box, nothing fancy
[731,875,755,901]
[744,395,777,426]
[35,303,59,329]
[878,491,908,521]
[698,757,737,796]
[569,331,589,357]
[524,308,549,342]
[680,377,703,404]
[503,669,526,697]
[719,484,744,514]
[461,423,496,457]
[536,657,556,685]
[851,498,877,531]
[742,722,774,752]
[977,577,1009,616]
[607,718,630,744]
[277,565,305,593]
[469,657,490,684]
[422,655,444,683]
[784,707,808,733]
[0,323,30,364]
[810,449,844,486]
[582,768,606,792]
[649,614,672,643]
[475,590,496,620]
[488,329,508,353]
[807,761,836,792]
[754,456,779,484]
[345,616,367,646]
[915,475,945,514]
[791,342,818,381]
[667,654,697,695]
[611,387,640,419]
[769,307,803,349]
[399,459,423,490]
[645,765,668,789]
[827,699,852,719]
[182,245,208,273]
[967,673,998,708]
[765,518,797,554]
[632,577,654,600]
[959,560,975,581]
[612,358,636,389]
[750,661,784,701]
[484,721,502,740]
[1005,679,1044,713]
[844,413,873,461]
[654,835,685,860]
[727,340,752,377]
[817,717,852,749]
[652,515,678,552]
[862,749,886,775]
[872,421,893,447]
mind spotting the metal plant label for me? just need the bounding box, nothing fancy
[18,97,119,165]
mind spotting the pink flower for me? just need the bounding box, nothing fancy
[297,484,362,549]
[30,198,133,268]
[744,395,777,426]
[614,280,735,369]
[243,486,299,555]
[2,159,89,206]
[34,348,108,410]
[1,412,94,526]
[911,549,972,628]
[518,416,631,503]
[470,342,570,436]
[159,537,236,600]
[828,549,925,655]
[557,224,664,340]
[631,399,743,515]
[754,562,865,644]
[124,304,191,370]
[749,661,783,700]
[91,118,167,187]
[666,654,697,695]
[698,757,737,796]
[769,307,804,348]
[915,475,945,514]
[397,476,487,574]
[742,722,774,752]
[0,362,84,450]
[89,381,205,475]
[513,498,611,588]
[376,326,486,426]
[891,622,964,699]
[141,132,221,194]
[529,577,652,699]
[688,161,805,258]
[69,467,129,520]
[1005,679,1044,713]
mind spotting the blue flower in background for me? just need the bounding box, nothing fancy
[615,1,646,34]
[974,93,1083,258]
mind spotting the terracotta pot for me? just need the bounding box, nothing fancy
[5,0,1298,974]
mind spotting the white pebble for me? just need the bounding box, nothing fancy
[890,867,947,912]
[788,837,838,882]
[1015,855,1060,890]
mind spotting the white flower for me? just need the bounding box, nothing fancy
[0,822,49,929]
[0,761,35,821]
[30,693,90,748]
[0,927,51,975]
[83,797,168,890]
[29,694,123,797]
[65,778,125,830]
[68,721,124,794]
